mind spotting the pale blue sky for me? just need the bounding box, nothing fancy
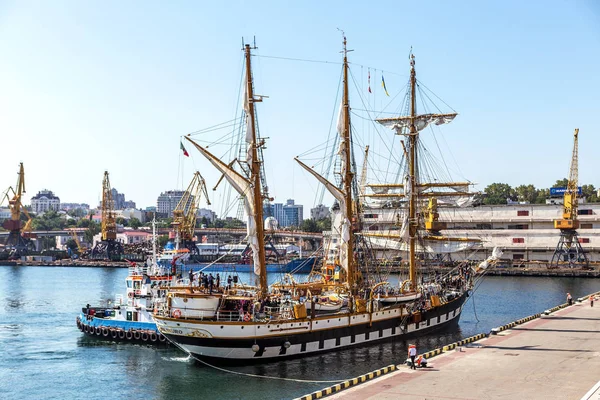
[1,1,599,217]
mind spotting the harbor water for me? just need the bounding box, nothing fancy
[0,265,597,400]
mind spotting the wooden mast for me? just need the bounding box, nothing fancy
[408,54,418,290]
[244,44,268,298]
[341,35,355,290]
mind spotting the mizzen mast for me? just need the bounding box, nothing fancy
[244,44,268,298]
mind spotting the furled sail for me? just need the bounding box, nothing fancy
[295,157,351,274]
[184,137,261,276]
[376,113,457,133]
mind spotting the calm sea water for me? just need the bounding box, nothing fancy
[0,265,598,400]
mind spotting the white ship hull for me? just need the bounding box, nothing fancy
[155,292,467,363]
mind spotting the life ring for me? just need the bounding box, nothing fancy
[125,331,133,340]
[102,327,109,337]
[111,330,118,339]
[172,309,182,319]
[244,312,251,322]
[158,334,167,342]
[150,332,158,342]
[133,331,141,340]
[128,292,134,298]
[141,332,149,342]
[95,326,101,335]
[118,330,126,339]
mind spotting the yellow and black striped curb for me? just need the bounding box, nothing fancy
[411,332,488,361]
[294,365,397,400]
[491,312,541,334]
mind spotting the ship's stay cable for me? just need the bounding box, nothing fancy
[193,357,347,383]
[253,53,406,78]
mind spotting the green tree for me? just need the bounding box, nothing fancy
[65,239,78,252]
[116,217,128,227]
[552,178,569,188]
[316,217,331,231]
[84,221,101,244]
[535,188,550,203]
[129,217,142,229]
[581,184,598,202]
[300,219,319,233]
[31,210,67,230]
[483,183,514,205]
[514,184,538,204]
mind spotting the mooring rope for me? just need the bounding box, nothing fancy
[193,356,347,384]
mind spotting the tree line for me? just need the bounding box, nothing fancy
[483,179,599,205]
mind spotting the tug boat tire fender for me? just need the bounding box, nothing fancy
[118,330,126,339]
[111,329,118,339]
[150,332,157,343]
[141,332,149,342]
[158,333,166,343]
[133,330,141,340]
[125,330,133,340]
[94,326,101,335]
[102,327,109,337]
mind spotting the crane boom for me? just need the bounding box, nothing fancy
[554,129,579,229]
[172,171,210,253]
[551,128,588,268]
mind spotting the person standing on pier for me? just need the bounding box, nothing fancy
[591,295,595,307]
[408,344,417,370]
[567,293,573,306]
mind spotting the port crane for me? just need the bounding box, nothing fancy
[550,128,589,268]
[91,171,123,260]
[171,171,210,255]
[1,163,35,258]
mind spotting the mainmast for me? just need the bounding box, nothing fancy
[408,54,418,290]
[341,35,355,290]
[244,44,268,298]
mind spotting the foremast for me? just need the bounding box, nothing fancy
[184,44,268,298]
[244,44,268,298]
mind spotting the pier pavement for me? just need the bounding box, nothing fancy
[325,297,600,400]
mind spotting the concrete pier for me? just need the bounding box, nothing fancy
[301,294,600,400]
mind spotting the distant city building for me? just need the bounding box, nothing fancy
[264,203,284,227]
[156,190,193,218]
[0,207,10,220]
[145,206,157,212]
[60,203,90,212]
[197,208,217,223]
[111,188,126,210]
[310,204,330,220]
[31,189,60,214]
[123,200,136,209]
[114,209,146,223]
[282,199,303,227]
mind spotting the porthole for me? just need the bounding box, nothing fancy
[220,326,224,329]
[241,326,244,329]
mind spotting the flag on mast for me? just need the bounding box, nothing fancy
[368,69,372,93]
[180,141,189,157]
[381,74,389,96]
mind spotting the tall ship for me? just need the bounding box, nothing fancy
[153,38,493,363]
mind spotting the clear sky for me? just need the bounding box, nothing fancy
[1,1,599,217]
